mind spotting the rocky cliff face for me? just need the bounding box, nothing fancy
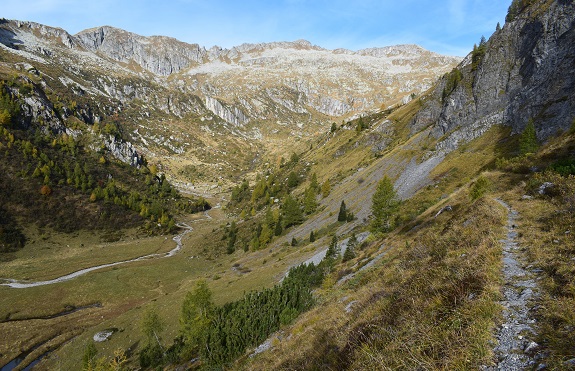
[412,0,575,153]
[76,26,206,76]
[20,21,458,120]
[0,17,459,182]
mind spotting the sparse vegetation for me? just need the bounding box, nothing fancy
[245,195,506,370]
[506,0,536,22]
[471,36,487,71]
[442,68,463,101]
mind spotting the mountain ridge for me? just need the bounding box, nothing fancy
[0,17,460,186]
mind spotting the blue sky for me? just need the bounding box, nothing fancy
[2,0,509,57]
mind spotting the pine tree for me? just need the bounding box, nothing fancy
[325,234,338,260]
[303,186,318,214]
[342,233,357,262]
[371,176,400,233]
[282,195,304,228]
[337,200,347,222]
[274,215,283,236]
[519,118,538,155]
[259,223,273,246]
[291,237,298,246]
[287,171,299,188]
[309,230,315,243]
[226,221,237,254]
[321,180,331,198]
[310,172,319,191]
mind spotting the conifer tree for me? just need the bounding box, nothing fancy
[371,176,400,233]
[226,221,237,254]
[310,172,319,191]
[321,179,331,198]
[274,215,283,236]
[309,230,315,243]
[304,186,318,214]
[325,234,338,260]
[519,118,538,155]
[139,307,165,367]
[282,195,304,228]
[287,171,299,188]
[343,233,357,262]
[337,200,347,222]
[141,308,164,346]
[180,280,214,357]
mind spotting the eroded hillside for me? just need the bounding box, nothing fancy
[0,19,460,188]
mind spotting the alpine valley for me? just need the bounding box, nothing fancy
[0,0,574,370]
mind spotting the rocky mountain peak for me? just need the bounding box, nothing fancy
[0,17,461,175]
[74,26,206,75]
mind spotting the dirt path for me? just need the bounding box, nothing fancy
[489,199,539,370]
[0,222,196,289]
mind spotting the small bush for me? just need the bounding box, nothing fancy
[470,176,491,200]
[40,185,52,196]
[549,158,575,176]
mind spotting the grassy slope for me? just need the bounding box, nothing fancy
[242,127,575,369]
[4,82,571,369]
[1,24,574,369]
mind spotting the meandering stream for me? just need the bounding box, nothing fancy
[0,223,193,289]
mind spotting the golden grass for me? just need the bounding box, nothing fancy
[0,228,172,281]
[0,197,349,369]
[242,190,507,370]
[502,172,575,368]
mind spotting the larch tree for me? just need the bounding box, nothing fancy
[371,176,400,233]
[180,280,215,357]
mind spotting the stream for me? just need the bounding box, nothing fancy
[0,223,193,289]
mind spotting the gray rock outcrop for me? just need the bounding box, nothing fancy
[99,134,144,167]
[75,26,206,76]
[411,0,575,151]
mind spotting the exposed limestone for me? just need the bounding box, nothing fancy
[99,135,144,167]
[204,96,249,127]
[0,18,460,132]
[75,26,205,76]
[412,0,575,146]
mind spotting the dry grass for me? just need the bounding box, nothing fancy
[0,196,348,370]
[243,191,506,370]
[503,171,575,368]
